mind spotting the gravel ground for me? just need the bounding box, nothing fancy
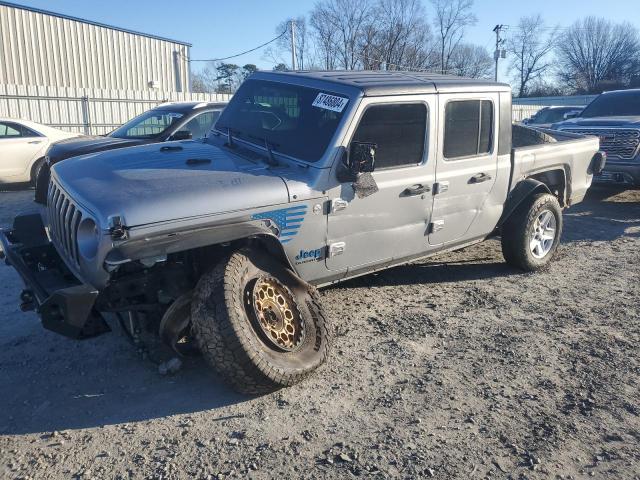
[0,185,638,480]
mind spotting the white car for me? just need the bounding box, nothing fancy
[0,119,81,185]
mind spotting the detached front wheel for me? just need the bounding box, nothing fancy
[191,248,332,394]
[501,193,563,271]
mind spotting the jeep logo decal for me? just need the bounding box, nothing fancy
[295,248,324,264]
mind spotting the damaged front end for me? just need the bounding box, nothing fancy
[0,213,110,339]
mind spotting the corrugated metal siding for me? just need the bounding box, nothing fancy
[0,3,190,92]
[0,84,231,135]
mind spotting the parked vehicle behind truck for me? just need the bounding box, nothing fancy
[0,71,604,393]
[34,101,227,203]
[552,88,640,187]
[521,106,583,129]
[0,119,81,186]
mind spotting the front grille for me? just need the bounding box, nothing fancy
[562,128,640,160]
[47,179,83,267]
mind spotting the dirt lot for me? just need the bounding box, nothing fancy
[0,185,638,480]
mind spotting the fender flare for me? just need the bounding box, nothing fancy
[497,178,551,228]
[249,234,297,273]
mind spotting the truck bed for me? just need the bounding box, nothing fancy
[510,125,600,206]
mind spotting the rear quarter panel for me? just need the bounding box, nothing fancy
[511,133,600,205]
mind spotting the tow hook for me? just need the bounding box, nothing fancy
[20,290,35,311]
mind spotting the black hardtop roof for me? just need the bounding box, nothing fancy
[253,70,510,96]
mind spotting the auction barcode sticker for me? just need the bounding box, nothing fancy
[312,93,349,113]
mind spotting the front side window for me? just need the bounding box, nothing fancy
[0,122,23,138]
[110,110,187,139]
[215,79,349,162]
[352,103,427,169]
[443,100,494,159]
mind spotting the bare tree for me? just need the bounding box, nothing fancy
[269,17,310,70]
[364,0,437,71]
[190,65,220,93]
[508,15,558,97]
[556,17,640,93]
[309,7,339,70]
[430,0,477,74]
[310,0,372,70]
[448,43,492,78]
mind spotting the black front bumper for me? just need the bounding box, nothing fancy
[0,213,109,339]
[594,162,640,187]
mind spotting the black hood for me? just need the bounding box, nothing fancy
[46,135,151,162]
[35,135,153,204]
[553,116,640,129]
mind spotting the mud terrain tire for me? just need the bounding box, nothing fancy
[191,248,332,394]
[501,193,563,271]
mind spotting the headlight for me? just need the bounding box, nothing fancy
[77,218,100,259]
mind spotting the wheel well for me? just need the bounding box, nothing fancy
[30,157,45,182]
[528,169,567,206]
[167,235,294,281]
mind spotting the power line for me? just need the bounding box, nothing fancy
[187,29,288,63]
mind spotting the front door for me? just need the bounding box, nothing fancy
[428,94,499,245]
[326,96,437,273]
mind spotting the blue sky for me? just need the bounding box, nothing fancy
[12,0,638,81]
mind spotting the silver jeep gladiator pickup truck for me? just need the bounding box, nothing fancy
[0,71,604,393]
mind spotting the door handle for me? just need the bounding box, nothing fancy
[469,172,492,184]
[401,183,431,197]
[28,140,43,144]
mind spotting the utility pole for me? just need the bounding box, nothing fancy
[290,20,297,71]
[493,24,506,82]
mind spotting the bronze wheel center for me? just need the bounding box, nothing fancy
[251,278,303,351]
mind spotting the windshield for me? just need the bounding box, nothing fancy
[580,91,640,118]
[110,110,186,139]
[532,108,579,124]
[215,79,349,162]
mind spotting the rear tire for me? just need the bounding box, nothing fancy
[501,193,563,271]
[191,247,332,394]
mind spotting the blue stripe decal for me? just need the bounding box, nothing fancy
[251,205,308,244]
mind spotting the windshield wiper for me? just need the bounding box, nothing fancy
[248,134,280,166]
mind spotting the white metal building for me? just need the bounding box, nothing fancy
[0,1,191,92]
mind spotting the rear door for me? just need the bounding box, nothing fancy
[428,94,499,245]
[0,122,45,179]
[326,95,437,272]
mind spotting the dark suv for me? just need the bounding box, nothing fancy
[35,101,227,203]
[552,89,640,187]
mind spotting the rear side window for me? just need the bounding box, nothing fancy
[0,122,23,138]
[352,103,427,169]
[444,100,493,159]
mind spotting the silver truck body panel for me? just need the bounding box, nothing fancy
[42,71,599,292]
[510,130,600,205]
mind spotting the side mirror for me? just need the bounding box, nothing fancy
[564,112,579,120]
[171,130,192,141]
[348,142,377,175]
